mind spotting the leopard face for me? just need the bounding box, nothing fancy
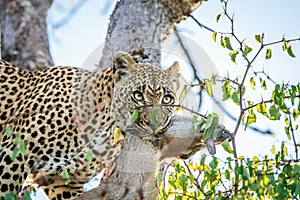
[0,52,181,199]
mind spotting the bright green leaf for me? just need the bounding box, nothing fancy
[60,168,70,185]
[245,113,256,130]
[255,34,261,43]
[224,36,234,50]
[222,79,232,100]
[256,101,268,117]
[23,191,31,200]
[231,91,240,105]
[197,118,207,132]
[222,139,234,154]
[242,45,253,58]
[5,126,12,137]
[200,154,206,166]
[209,156,218,169]
[130,109,141,123]
[86,149,93,165]
[269,105,281,120]
[10,148,19,161]
[225,169,230,180]
[204,79,213,97]
[229,50,239,63]
[266,48,272,59]
[287,45,296,58]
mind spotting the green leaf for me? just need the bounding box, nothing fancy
[212,126,222,140]
[15,132,21,145]
[61,168,70,185]
[287,45,296,58]
[130,109,141,123]
[23,191,31,200]
[212,32,217,42]
[179,85,188,100]
[202,113,218,142]
[156,171,163,181]
[242,45,252,58]
[269,105,281,120]
[225,169,230,180]
[216,13,222,22]
[222,79,232,100]
[256,101,269,117]
[282,38,287,51]
[86,149,93,165]
[222,139,234,154]
[19,141,28,156]
[200,154,206,166]
[250,77,255,90]
[197,118,207,132]
[210,74,217,84]
[149,107,160,128]
[229,50,239,63]
[245,113,256,130]
[266,48,272,59]
[10,148,19,161]
[5,192,18,200]
[5,126,12,137]
[260,78,267,90]
[223,36,234,50]
[209,156,218,169]
[231,91,240,105]
[180,175,188,192]
[255,34,261,43]
[204,79,213,97]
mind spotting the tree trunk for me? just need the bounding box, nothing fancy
[0,0,53,70]
[99,0,204,68]
[79,1,206,198]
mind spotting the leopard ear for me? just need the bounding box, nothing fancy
[113,52,136,79]
[167,61,181,90]
[167,61,181,78]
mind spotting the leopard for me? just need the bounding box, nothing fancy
[0,52,181,200]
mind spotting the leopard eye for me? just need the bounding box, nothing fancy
[162,94,174,104]
[133,91,144,101]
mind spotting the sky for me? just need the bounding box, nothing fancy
[47,0,300,155]
[32,0,300,199]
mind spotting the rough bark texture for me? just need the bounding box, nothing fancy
[0,0,53,70]
[99,0,204,68]
[79,0,207,199]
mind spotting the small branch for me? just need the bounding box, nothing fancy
[289,113,298,160]
[173,27,204,106]
[183,161,209,200]
[189,14,215,33]
[244,95,300,111]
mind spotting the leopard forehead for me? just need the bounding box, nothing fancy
[116,63,177,91]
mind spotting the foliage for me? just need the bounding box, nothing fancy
[158,0,300,199]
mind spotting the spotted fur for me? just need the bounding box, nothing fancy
[0,52,181,199]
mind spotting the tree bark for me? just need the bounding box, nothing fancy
[99,0,204,68]
[0,0,53,70]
